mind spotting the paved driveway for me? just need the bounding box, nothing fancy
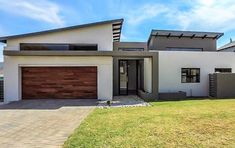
[0,99,96,148]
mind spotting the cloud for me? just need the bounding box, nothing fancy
[113,0,235,42]
[120,33,128,41]
[167,0,235,32]
[0,25,7,37]
[109,2,170,41]
[0,0,64,26]
[115,0,235,32]
[122,3,169,26]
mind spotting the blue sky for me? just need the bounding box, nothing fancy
[1,0,235,61]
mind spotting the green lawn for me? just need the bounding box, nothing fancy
[64,99,235,148]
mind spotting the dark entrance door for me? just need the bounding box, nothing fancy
[119,60,128,95]
[118,60,138,95]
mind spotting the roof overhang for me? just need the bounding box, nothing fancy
[112,19,123,42]
[3,50,156,57]
[0,18,124,43]
[148,30,224,44]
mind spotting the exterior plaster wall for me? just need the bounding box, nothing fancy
[144,58,152,93]
[4,56,113,102]
[149,36,216,51]
[158,51,235,96]
[113,42,147,51]
[5,24,113,51]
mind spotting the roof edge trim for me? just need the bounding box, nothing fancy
[0,18,124,43]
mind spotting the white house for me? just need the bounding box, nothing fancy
[1,19,235,103]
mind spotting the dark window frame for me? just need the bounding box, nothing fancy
[215,68,232,73]
[166,47,203,51]
[20,43,98,51]
[181,68,200,83]
[118,48,144,51]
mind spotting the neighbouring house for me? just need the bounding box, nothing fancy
[218,39,235,52]
[0,62,3,101]
[1,18,235,103]
[0,62,3,78]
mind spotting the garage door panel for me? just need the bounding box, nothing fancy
[22,67,97,99]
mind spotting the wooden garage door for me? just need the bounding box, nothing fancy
[22,67,97,99]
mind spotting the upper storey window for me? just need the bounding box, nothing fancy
[20,43,98,51]
[166,47,203,51]
[118,48,144,51]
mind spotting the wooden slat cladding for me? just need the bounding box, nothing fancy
[22,67,97,99]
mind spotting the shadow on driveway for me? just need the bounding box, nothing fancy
[0,99,97,110]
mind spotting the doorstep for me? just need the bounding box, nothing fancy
[97,95,150,108]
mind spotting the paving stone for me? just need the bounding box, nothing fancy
[97,95,150,108]
[0,99,96,148]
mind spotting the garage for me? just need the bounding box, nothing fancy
[22,67,97,99]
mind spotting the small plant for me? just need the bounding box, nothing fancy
[107,100,111,106]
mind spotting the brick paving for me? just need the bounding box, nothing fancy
[0,99,96,148]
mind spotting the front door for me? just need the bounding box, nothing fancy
[118,60,138,95]
[119,60,128,95]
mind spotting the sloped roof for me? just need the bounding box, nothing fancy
[0,18,124,43]
[218,41,235,51]
[150,30,223,39]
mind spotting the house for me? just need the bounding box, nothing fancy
[1,18,235,103]
[218,39,235,52]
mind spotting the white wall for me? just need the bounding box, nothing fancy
[144,58,152,93]
[5,23,113,51]
[4,56,113,102]
[159,51,235,96]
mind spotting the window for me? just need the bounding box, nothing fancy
[181,68,200,83]
[69,44,97,51]
[166,47,202,51]
[215,68,232,73]
[20,43,98,51]
[118,48,144,51]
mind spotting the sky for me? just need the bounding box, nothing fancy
[1,0,235,61]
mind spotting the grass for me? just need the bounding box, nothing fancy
[64,99,235,147]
